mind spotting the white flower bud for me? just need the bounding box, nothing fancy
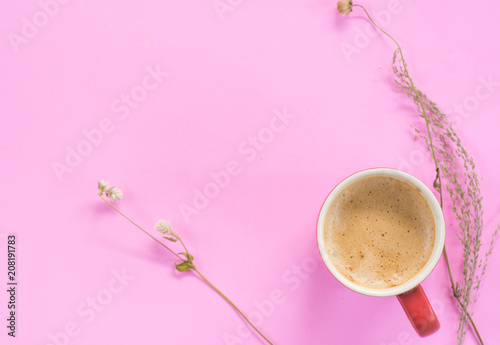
[337,0,353,16]
[155,219,173,235]
[105,186,123,202]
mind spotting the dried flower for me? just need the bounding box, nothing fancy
[337,0,353,16]
[97,180,123,201]
[338,4,497,343]
[97,185,273,344]
[155,219,173,235]
[97,180,109,195]
[106,186,123,202]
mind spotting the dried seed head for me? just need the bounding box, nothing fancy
[155,219,174,235]
[105,186,123,202]
[337,0,353,16]
[97,180,109,196]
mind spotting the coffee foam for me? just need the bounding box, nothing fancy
[324,177,435,289]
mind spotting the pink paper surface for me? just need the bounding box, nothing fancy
[1,1,499,344]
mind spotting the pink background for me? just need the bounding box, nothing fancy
[1,0,499,344]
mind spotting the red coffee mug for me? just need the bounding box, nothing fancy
[316,168,445,337]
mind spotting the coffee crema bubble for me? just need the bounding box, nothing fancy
[324,177,435,289]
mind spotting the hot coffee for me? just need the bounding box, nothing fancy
[323,176,435,289]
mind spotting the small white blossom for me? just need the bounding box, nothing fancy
[106,187,123,202]
[337,0,353,16]
[155,219,173,235]
[98,180,109,195]
[155,220,178,238]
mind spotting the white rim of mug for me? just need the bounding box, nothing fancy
[317,168,445,297]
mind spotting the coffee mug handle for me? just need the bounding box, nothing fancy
[397,284,440,337]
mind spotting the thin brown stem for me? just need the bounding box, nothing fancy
[99,193,272,344]
[194,268,273,345]
[353,5,441,172]
[443,246,484,345]
[456,293,484,344]
[98,194,183,261]
[352,4,483,343]
[442,246,456,293]
[179,237,190,255]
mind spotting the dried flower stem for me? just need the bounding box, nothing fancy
[98,194,273,345]
[99,195,183,261]
[194,268,273,344]
[178,237,190,255]
[443,245,483,344]
[353,4,485,344]
[352,5,442,187]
